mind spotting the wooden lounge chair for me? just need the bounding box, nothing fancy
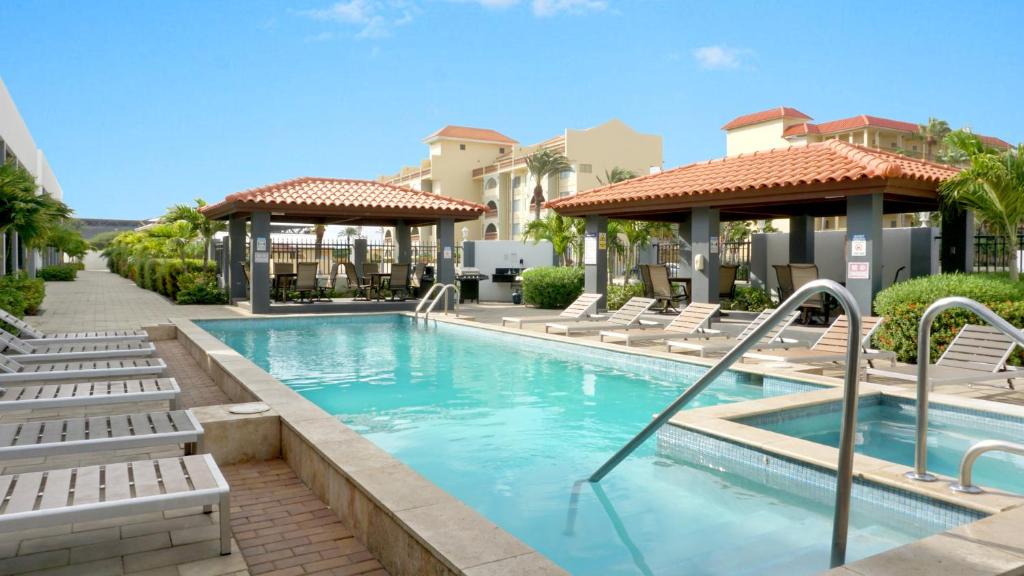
[0,354,166,384]
[0,309,147,344]
[599,302,720,346]
[866,324,1020,389]
[545,297,656,335]
[0,378,181,412]
[0,328,156,362]
[666,308,800,356]
[0,409,203,460]
[343,262,373,300]
[648,265,685,313]
[0,454,231,555]
[501,293,604,328]
[744,315,896,366]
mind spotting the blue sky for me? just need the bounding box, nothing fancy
[1,0,1021,219]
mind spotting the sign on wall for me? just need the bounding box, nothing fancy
[847,262,869,280]
[254,237,269,263]
[443,246,452,260]
[851,234,867,257]
[584,234,598,265]
[710,236,719,254]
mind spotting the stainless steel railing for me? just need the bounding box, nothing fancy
[951,440,1024,494]
[414,283,446,320]
[588,279,863,568]
[422,284,460,322]
[905,297,1024,482]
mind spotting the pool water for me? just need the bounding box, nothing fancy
[751,395,1024,495]
[199,316,957,575]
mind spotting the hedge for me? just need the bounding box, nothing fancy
[0,274,45,316]
[106,253,222,303]
[608,283,645,310]
[175,271,228,304]
[723,286,773,312]
[520,266,584,309]
[874,273,1024,363]
[38,264,78,281]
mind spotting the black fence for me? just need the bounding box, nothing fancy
[656,240,751,280]
[255,240,460,275]
[973,234,1024,273]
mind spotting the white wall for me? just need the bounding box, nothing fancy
[468,240,555,302]
[0,78,64,200]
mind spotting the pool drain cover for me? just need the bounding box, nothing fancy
[228,402,271,415]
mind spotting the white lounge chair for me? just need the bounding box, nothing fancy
[744,315,896,366]
[599,302,721,346]
[0,378,181,412]
[0,454,231,555]
[545,297,657,335]
[866,324,1020,389]
[0,409,203,460]
[501,293,605,328]
[666,308,800,357]
[0,328,156,362]
[0,309,148,344]
[0,354,166,384]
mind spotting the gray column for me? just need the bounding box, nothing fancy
[691,207,720,304]
[437,218,456,307]
[909,227,937,279]
[396,221,412,264]
[940,207,974,273]
[0,233,6,276]
[249,211,272,314]
[750,233,768,290]
[10,232,19,272]
[26,249,37,278]
[676,215,693,278]
[584,215,608,308]
[353,237,368,275]
[846,193,883,313]
[789,215,814,264]
[228,215,247,301]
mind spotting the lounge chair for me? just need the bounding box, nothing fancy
[744,315,896,366]
[773,264,794,303]
[343,262,373,300]
[719,265,739,300]
[0,454,231,556]
[790,263,827,324]
[866,324,1020,389]
[0,309,147,344]
[387,263,411,301]
[666,308,800,356]
[0,409,203,460]
[501,293,604,328]
[294,262,319,303]
[599,302,720,346]
[0,328,156,362]
[0,354,166,384]
[0,378,181,412]
[648,265,685,313]
[545,297,656,335]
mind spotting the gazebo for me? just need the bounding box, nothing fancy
[546,140,962,312]
[201,177,487,313]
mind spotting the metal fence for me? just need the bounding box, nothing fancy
[973,234,1024,273]
[258,240,460,274]
[656,240,751,280]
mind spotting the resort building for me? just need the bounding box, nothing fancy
[381,119,662,241]
[0,76,65,275]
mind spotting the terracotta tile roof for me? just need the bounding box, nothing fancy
[721,107,812,130]
[814,115,920,135]
[546,140,958,212]
[202,177,487,220]
[782,122,820,137]
[978,134,1013,149]
[425,125,517,144]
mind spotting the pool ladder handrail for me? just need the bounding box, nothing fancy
[951,439,1024,494]
[416,283,460,322]
[906,296,1024,483]
[415,283,446,319]
[588,279,864,569]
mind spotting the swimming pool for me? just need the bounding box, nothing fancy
[198,315,981,575]
[745,394,1024,495]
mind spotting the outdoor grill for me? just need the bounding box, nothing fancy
[456,267,489,303]
[491,267,523,284]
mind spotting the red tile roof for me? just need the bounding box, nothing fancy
[721,107,812,130]
[425,125,517,144]
[202,177,487,221]
[782,122,821,137]
[546,140,958,213]
[978,134,1013,149]
[814,115,920,134]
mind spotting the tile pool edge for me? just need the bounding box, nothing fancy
[170,316,570,576]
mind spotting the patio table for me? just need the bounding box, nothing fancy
[273,273,296,302]
[368,272,390,301]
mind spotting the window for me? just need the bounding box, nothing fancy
[912,145,918,151]
[485,178,498,190]
[579,163,592,174]
[890,142,898,149]
[512,176,521,189]
[512,223,521,237]
[484,223,498,240]
[486,200,498,211]
[559,168,574,180]
[499,147,505,154]
[512,198,521,213]
[459,144,466,150]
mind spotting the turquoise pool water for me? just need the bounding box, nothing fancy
[198,316,965,575]
[750,395,1024,495]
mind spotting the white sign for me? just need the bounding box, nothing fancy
[443,246,452,260]
[851,235,867,257]
[584,234,598,265]
[709,236,719,254]
[254,252,269,264]
[255,237,268,252]
[847,262,870,280]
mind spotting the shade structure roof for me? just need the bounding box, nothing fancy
[202,177,488,225]
[546,140,959,221]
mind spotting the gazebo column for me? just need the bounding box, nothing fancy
[789,214,814,264]
[846,193,883,313]
[395,221,412,264]
[353,238,368,273]
[584,215,608,309]
[691,207,720,304]
[10,232,19,272]
[437,218,456,307]
[228,215,247,302]
[940,207,974,273]
[675,214,693,278]
[249,211,272,314]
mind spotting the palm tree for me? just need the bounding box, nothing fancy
[613,220,673,282]
[0,161,73,273]
[918,117,951,161]
[596,167,638,185]
[522,212,579,265]
[163,198,225,266]
[525,149,570,221]
[148,220,199,265]
[313,224,326,261]
[939,131,1024,280]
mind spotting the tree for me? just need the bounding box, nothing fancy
[525,149,570,221]
[148,221,200,265]
[612,220,673,282]
[0,161,73,263]
[313,224,326,261]
[596,167,638,186]
[918,117,951,161]
[41,221,90,261]
[163,198,225,266]
[522,212,579,265]
[939,131,1024,280]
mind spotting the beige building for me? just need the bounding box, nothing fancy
[381,119,662,241]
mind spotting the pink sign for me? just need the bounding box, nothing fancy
[847,262,870,280]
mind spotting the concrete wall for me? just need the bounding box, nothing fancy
[467,240,555,302]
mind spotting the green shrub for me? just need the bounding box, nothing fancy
[0,274,45,315]
[874,273,1024,363]
[38,264,78,281]
[0,281,27,330]
[723,285,772,312]
[607,283,645,310]
[175,272,228,304]
[520,266,584,309]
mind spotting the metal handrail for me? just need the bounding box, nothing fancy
[423,284,460,321]
[951,440,1024,494]
[905,297,1024,482]
[588,279,863,568]
[415,283,447,320]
